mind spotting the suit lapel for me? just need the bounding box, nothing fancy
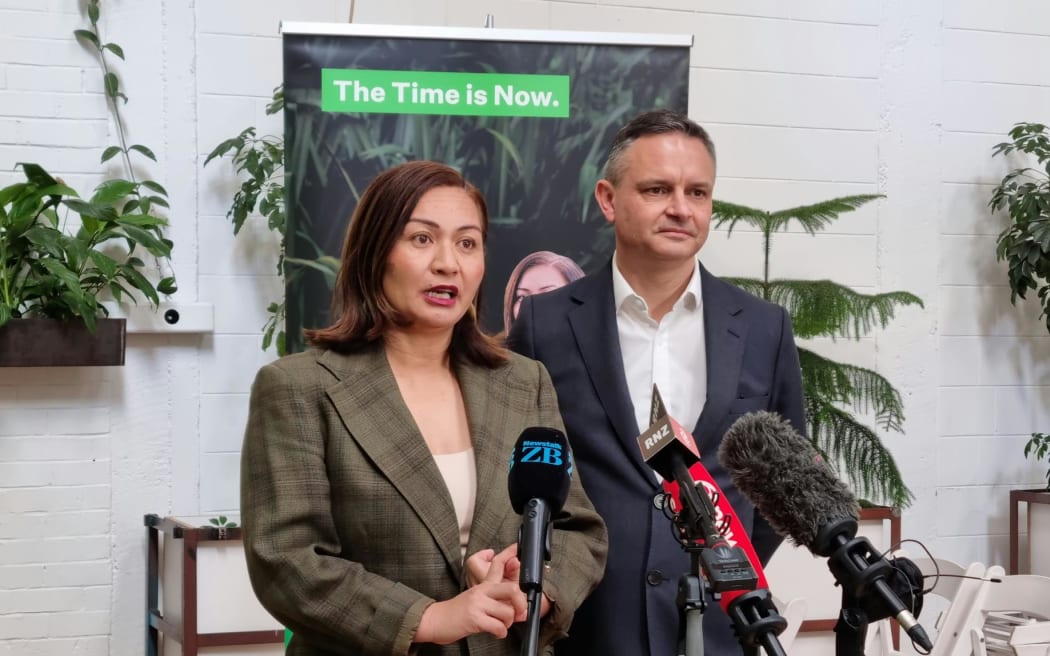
[694,265,748,455]
[568,263,656,485]
[320,346,463,579]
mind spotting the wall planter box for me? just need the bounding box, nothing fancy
[764,506,901,652]
[1010,488,1050,576]
[0,317,126,367]
[145,514,284,656]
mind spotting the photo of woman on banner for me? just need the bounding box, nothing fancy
[502,251,585,334]
[240,160,607,655]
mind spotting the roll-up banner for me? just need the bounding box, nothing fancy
[281,22,691,350]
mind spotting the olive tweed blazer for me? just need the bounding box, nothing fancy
[240,344,607,656]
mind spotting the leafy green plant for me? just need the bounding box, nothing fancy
[991,122,1050,488]
[205,86,340,355]
[207,515,238,528]
[0,0,175,331]
[713,195,924,507]
[990,122,1050,333]
[1024,433,1050,492]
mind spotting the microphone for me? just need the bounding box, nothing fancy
[507,426,573,656]
[638,386,787,655]
[719,412,933,652]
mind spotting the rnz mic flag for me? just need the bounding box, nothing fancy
[507,426,572,592]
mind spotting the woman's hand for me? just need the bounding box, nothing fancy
[465,544,520,587]
[414,553,527,644]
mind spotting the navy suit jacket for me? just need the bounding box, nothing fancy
[507,260,806,656]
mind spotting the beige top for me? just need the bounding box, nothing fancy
[432,448,477,560]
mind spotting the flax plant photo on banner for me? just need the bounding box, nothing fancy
[280,28,689,350]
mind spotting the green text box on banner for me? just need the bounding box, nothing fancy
[321,69,570,117]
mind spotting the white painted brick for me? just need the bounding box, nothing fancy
[0,586,109,614]
[0,117,108,148]
[200,394,250,454]
[198,0,342,36]
[0,460,109,488]
[0,561,109,591]
[0,410,48,437]
[692,69,879,131]
[937,485,1014,535]
[945,0,1050,36]
[938,436,1033,488]
[940,286,1050,338]
[0,510,109,539]
[699,229,764,279]
[46,408,110,435]
[350,0,449,25]
[198,215,283,277]
[0,536,109,566]
[197,93,262,158]
[0,9,83,39]
[0,485,109,513]
[3,64,82,92]
[14,384,111,409]
[0,37,88,68]
[941,131,1013,186]
[799,336,877,370]
[0,637,109,656]
[938,337,987,387]
[0,1,48,11]
[0,90,106,120]
[940,182,1009,237]
[0,145,112,175]
[0,437,108,463]
[935,534,1012,571]
[200,451,242,512]
[983,336,1050,387]
[199,335,279,395]
[448,0,552,29]
[710,124,878,183]
[944,82,1050,135]
[197,34,281,98]
[938,235,1002,286]
[769,233,877,287]
[995,387,1050,437]
[0,610,109,640]
[714,179,879,235]
[695,1,879,25]
[944,29,1050,87]
[199,274,284,335]
[938,388,995,437]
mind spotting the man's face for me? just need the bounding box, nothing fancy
[595,133,715,267]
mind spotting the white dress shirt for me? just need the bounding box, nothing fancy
[612,256,707,443]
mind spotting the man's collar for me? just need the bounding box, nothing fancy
[611,252,702,314]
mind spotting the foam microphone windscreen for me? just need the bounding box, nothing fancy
[718,411,859,552]
[507,426,572,515]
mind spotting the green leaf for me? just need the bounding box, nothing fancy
[104,72,119,99]
[157,277,177,295]
[0,305,11,328]
[91,179,137,205]
[63,198,118,223]
[116,213,167,228]
[74,29,99,47]
[129,144,157,162]
[120,225,171,257]
[103,43,125,60]
[147,195,169,209]
[87,1,99,24]
[101,146,123,163]
[140,180,167,196]
[121,266,160,307]
[89,250,118,280]
[18,163,58,188]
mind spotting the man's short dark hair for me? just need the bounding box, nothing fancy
[602,109,716,184]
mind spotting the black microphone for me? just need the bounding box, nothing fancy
[718,412,932,652]
[507,426,572,656]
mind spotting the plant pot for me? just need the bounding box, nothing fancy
[0,317,126,367]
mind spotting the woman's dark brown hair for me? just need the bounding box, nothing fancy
[304,160,508,367]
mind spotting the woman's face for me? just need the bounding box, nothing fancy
[383,186,485,335]
[512,263,569,320]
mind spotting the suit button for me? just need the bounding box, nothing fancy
[646,570,665,586]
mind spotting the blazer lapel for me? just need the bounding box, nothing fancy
[568,262,656,486]
[320,346,463,579]
[694,264,748,455]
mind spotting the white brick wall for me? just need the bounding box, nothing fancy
[2,0,1050,652]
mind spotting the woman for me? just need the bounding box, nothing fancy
[502,251,584,334]
[240,161,607,656]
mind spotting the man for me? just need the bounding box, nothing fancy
[508,109,806,655]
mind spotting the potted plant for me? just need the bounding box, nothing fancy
[991,122,1050,574]
[712,195,923,509]
[0,0,176,366]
